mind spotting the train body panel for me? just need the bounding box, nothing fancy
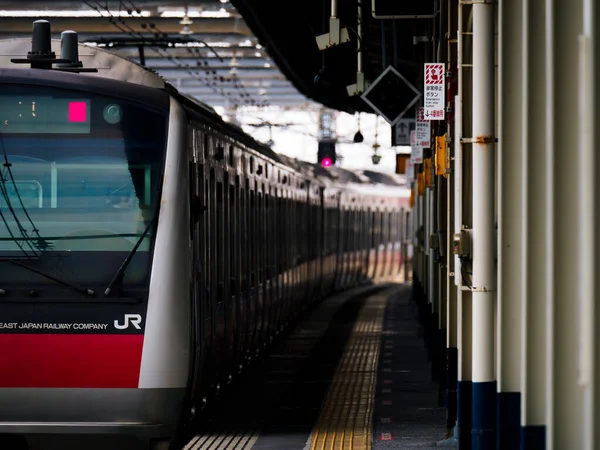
[0,388,183,437]
[138,97,190,390]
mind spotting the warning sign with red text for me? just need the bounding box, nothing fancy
[415,107,431,148]
[424,63,445,120]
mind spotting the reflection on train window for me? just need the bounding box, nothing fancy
[0,180,42,209]
[0,143,164,254]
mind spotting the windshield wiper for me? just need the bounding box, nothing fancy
[1,259,95,296]
[104,216,157,296]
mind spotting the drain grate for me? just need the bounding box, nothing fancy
[183,429,260,450]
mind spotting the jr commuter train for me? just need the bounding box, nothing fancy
[0,22,410,450]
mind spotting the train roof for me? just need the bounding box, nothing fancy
[0,37,409,195]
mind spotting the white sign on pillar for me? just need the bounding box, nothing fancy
[405,159,414,182]
[415,107,431,148]
[411,145,423,164]
[423,63,446,120]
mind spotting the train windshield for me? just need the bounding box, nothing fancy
[0,84,168,291]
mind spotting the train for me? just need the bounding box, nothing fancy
[0,22,410,450]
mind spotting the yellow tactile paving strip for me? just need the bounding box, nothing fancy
[307,287,393,450]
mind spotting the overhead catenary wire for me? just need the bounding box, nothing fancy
[86,1,262,107]
[118,0,267,107]
[0,139,46,254]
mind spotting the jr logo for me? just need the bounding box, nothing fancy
[114,314,142,330]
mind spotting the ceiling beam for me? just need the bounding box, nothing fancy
[0,17,251,35]
[156,70,286,80]
[108,47,264,59]
[146,64,276,71]
[139,57,269,66]
[0,1,227,8]
[196,98,317,108]
[176,79,292,87]
[183,85,298,91]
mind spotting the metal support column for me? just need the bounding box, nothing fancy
[497,0,523,447]
[470,1,496,448]
[519,0,548,447]
[591,0,600,445]
[547,0,584,447]
[446,166,459,439]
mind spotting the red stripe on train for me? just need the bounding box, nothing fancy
[0,334,144,388]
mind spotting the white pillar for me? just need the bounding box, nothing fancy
[497,0,523,446]
[471,1,496,448]
[546,0,584,448]
[520,0,549,447]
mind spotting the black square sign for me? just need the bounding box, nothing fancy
[361,66,421,125]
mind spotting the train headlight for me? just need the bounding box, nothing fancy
[103,104,122,124]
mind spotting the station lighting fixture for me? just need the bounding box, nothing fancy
[0,10,151,17]
[179,6,193,35]
[160,9,232,18]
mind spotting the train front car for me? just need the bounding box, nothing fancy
[0,69,190,448]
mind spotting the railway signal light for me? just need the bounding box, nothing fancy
[318,140,336,167]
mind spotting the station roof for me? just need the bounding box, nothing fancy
[230,0,436,114]
[0,0,320,109]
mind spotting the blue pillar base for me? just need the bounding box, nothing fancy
[472,381,496,450]
[458,380,472,450]
[497,391,520,449]
[521,425,545,450]
[447,348,458,428]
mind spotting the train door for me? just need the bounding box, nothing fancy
[188,126,207,405]
[226,169,237,370]
[232,173,243,364]
[274,186,283,333]
[283,189,291,322]
[263,183,273,342]
[363,207,370,281]
[369,210,378,280]
[214,170,226,379]
[237,174,248,363]
[243,175,255,361]
[248,177,260,357]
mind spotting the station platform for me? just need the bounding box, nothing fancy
[182,283,446,450]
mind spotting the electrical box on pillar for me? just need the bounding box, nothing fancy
[424,158,432,187]
[318,141,336,167]
[396,153,410,174]
[435,135,447,176]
